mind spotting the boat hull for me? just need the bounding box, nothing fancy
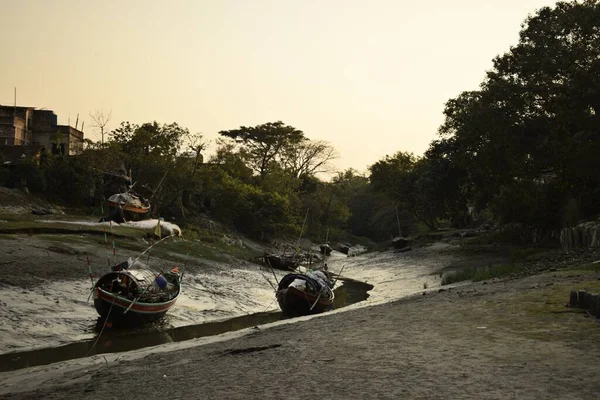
[276,286,333,316]
[319,244,332,256]
[107,204,150,223]
[264,254,299,271]
[103,191,151,223]
[337,244,350,255]
[392,237,412,252]
[107,202,150,215]
[93,288,178,325]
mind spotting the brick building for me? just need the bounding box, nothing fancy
[0,105,84,156]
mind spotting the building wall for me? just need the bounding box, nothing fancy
[32,110,57,132]
[58,125,84,155]
[0,107,15,118]
[0,106,83,154]
[35,126,85,155]
[13,116,25,145]
[0,118,14,145]
[0,107,16,145]
[0,135,14,146]
[23,109,33,139]
[33,131,54,153]
[0,107,34,146]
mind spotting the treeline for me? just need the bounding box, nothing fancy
[366,0,600,241]
[1,120,382,245]
[2,0,598,246]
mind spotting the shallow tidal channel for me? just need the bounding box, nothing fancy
[0,278,374,372]
[0,247,445,373]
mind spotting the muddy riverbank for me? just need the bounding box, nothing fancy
[2,264,600,399]
[4,219,600,398]
[0,230,446,358]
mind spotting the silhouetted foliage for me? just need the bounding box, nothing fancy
[4,1,597,246]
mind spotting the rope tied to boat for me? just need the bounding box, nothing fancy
[308,264,343,311]
[85,283,117,357]
[122,233,182,314]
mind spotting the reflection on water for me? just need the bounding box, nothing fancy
[0,278,373,373]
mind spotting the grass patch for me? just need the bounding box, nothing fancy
[475,280,600,344]
[0,216,263,265]
[508,247,550,263]
[553,262,600,280]
[441,263,523,285]
[147,236,262,263]
[568,262,600,273]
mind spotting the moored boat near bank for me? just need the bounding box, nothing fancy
[93,258,182,326]
[276,270,335,316]
[263,252,300,271]
[320,243,332,256]
[103,190,151,222]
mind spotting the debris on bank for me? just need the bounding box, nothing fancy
[37,219,183,237]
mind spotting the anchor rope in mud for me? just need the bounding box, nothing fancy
[86,256,94,285]
[85,284,117,357]
[259,269,277,291]
[109,220,117,264]
[261,297,276,313]
[331,264,346,289]
[118,204,128,224]
[265,258,280,286]
[100,199,110,267]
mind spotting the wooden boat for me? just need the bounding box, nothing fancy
[263,252,300,271]
[392,206,412,252]
[337,243,351,255]
[103,191,151,222]
[320,229,332,256]
[276,271,335,316]
[93,259,182,325]
[392,236,412,252]
[319,243,332,256]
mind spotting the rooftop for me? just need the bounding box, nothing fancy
[0,105,36,110]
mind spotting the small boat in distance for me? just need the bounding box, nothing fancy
[93,258,182,326]
[263,252,300,271]
[276,269,335,316]
[392,236,412,252]
[319,243,332,256]
[337,243,351,255]
[320,229,332,256]
[392,205,412,252]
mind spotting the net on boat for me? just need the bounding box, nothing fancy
[278,272,334,300]
[97,261,181,303]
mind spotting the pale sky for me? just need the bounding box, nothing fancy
[1,0,558,174]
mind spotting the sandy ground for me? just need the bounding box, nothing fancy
[1,259,600,399]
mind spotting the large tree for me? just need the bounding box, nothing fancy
[219,121,305,177]
[282,139,338,179]
[437,0,600,227]
[110,121,187,159]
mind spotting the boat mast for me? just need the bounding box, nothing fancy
[149,168,169,203]
[395,205,402,238]
[295,208,309,252]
